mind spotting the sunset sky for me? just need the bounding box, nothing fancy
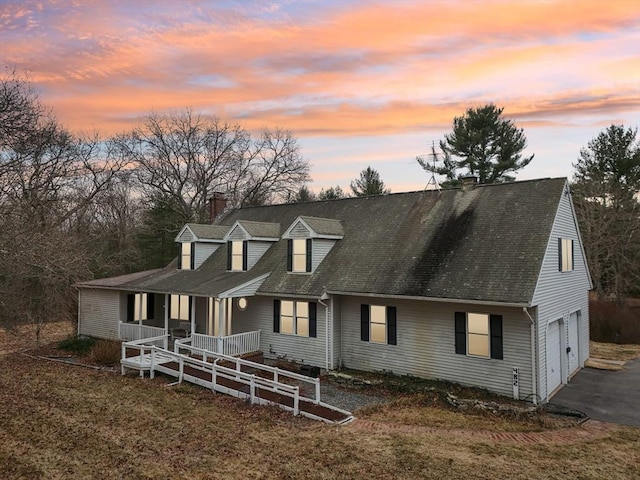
[2,0,639,193]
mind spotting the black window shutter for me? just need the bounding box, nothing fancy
[227,242,232,270]
[490,314,503,359]
[273,299,281,333]
[286,239,293,272]
[188,296,193,321]
[190,243,195,270]
[147,293,155,320]
[167,295,172,319]
[242,240,248,271]
[306,238,313,272]
[558,238,563,271]
[387,306,397,345]
[126,294,134,322]
[454,312,466,355]
[309,302,317,338]
[360,304,369,342]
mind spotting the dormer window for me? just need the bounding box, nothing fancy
[283,216,343,274]
[180,243,194,270]
[228,240,247,271]
[287,239,311,273]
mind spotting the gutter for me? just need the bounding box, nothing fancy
[325,290,530,308]
[523,307,538,406]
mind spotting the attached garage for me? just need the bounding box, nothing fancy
[546,319,563,396]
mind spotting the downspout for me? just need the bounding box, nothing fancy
[318,292,330,372]
[523,307,538,406]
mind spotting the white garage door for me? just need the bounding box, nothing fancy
[568,312,580,376]
[546,320,562,396]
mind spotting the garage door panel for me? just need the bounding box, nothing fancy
[546,320,562,395]
[568,312,579,375]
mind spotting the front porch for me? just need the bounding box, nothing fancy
[118,322,261,358]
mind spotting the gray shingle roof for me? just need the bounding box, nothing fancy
[186,224,229,240]
[235,220,281,238]
[298,216,344,236]
[82,178,567,304]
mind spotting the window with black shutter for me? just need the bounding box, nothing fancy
[361,304,397,345]
[455,312,503,359]
[274,299,316,337]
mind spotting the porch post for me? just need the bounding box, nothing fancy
[138,292,143,337]
[191,296,196,335]
[219,298,226,337]
[164,294,169,349]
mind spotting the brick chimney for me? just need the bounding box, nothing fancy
[209,192,227,223]
[460,175,478,190]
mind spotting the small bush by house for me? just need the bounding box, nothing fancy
[88,339,121,366]
[57,335,96,354]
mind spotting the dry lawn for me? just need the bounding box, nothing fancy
[590,341,640,362]
[0,321,75,356]
[1,352,639,480]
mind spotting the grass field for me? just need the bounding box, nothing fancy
[1,329,639,479]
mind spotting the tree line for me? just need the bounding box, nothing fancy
[1,69,637,335]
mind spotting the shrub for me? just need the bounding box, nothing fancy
[88,339,121,366]
[57,335,96,354]
[590,299,640,344]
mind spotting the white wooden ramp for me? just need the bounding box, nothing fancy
[121,337,353,424]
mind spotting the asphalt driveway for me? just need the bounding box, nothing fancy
[551,358,640,427]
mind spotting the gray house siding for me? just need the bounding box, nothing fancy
[312,238,336,271]
[227,225,246,240]
[289,222,310,238]
[339,296,534,400]
[194,243,219,269]
[531,187,591,402]
[331,295,342,370]
[78,288,122,339]
[234,295,329,368]
[177,229,194,243]
[248,242,272,269]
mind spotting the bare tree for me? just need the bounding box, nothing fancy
[0,70,126,336]
[113,110,310,223]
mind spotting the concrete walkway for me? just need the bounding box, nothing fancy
[551,358,640,427]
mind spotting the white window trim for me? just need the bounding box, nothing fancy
[467,312,490,358]
[280,300,310,337]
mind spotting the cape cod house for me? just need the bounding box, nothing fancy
[77,177,591,404]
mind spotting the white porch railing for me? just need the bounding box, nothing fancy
[182,330,261,357]
[120,334,170,376]
[173,342,322,405]
[119,322,168,346]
